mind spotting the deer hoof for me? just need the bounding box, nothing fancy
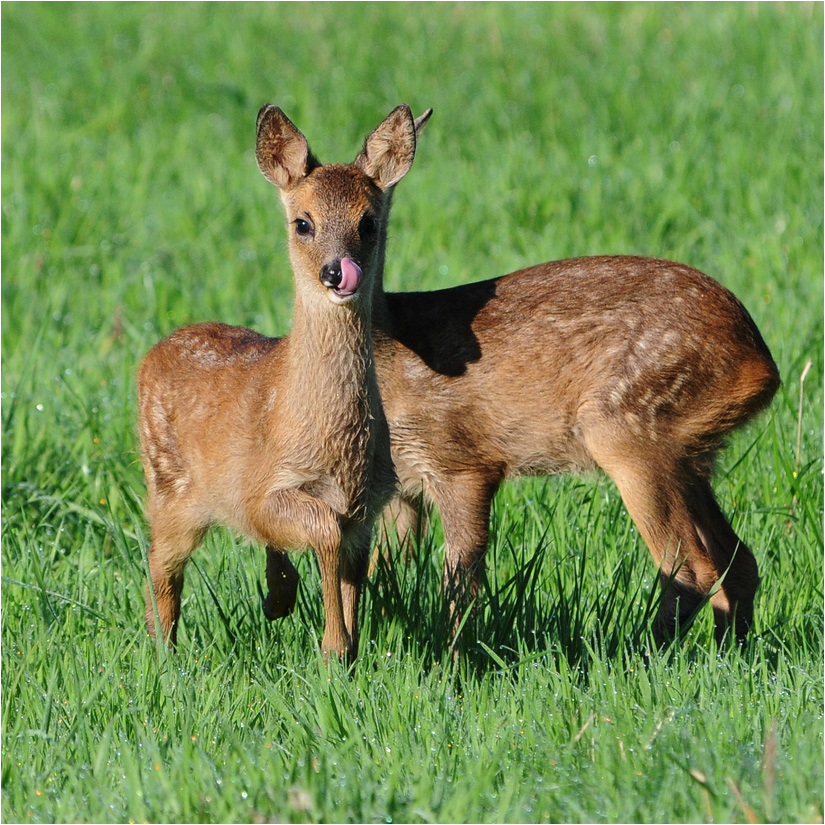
[261,589,297,620]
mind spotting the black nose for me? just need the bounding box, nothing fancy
[320,262,343,288]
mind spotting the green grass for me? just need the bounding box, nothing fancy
[2,2,823,822]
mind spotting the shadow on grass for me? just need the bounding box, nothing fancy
[362,518,667,683]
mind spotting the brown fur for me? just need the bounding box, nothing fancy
[353,106,779,647]
[374,251,779,646]
[138,105,420,661]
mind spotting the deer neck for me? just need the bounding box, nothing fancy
[284,293,378,415]
[276,292,384,521]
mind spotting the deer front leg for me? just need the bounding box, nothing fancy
[249,488,349,660]
[340,523,373,663]
[262,546,300,620]
[435,471,502,634]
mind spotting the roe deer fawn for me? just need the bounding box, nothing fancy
[138,104,421,660]
[365,109,777,647]
[374,254,779,646]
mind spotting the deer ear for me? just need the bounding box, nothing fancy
[354,104,417,191]
[414,108,433,138]
[255,105,319,189]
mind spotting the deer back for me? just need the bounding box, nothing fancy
[375,255,779,490]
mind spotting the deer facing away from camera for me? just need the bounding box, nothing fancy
[138,104,420,660]
[301,108,776,648]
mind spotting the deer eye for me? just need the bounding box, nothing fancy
[359,214,379,240]
[294,218,313,237]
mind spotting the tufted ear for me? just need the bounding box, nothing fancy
[354,104,417,191]
[255,105,320,189]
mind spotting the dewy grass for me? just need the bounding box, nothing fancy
[2,3,823,823]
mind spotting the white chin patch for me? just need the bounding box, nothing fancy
[327,290,357,305]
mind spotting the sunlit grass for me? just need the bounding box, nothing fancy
[2,2,823,822]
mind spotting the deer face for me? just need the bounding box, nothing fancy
[279,165,388,307]
[255,104,417,309]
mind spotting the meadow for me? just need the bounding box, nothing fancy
[2,3,823,822]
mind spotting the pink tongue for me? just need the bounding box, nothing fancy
[337,258,361,296]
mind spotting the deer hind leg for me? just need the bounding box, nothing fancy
[144,508,206,646]
[262,546,300,621]
[249,488,349,660]
[607,468,715,645]
[583,429,724,645]
[684,474,759,645]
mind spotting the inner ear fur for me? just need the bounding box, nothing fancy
[354,104,417,191]
[255,105,320,189]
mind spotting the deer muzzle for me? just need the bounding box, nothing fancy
[320,258,361,301]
